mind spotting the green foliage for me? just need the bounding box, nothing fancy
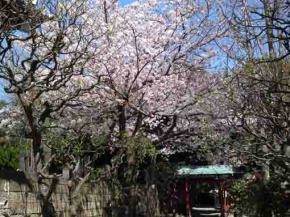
[230,175,289,217]
[48,134,109,155]
[46,134,111,173]
[230,179,253,216]
[101,133,159,217]
[112,135,155,188]
[112,133,156,173]
[92,167,108,179]
[124,133,156,165]
[0,137,31,170]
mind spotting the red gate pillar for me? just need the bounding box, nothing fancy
[185,181,192,217]
[218,181,226,217]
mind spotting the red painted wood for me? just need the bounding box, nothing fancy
[185,181,192,217]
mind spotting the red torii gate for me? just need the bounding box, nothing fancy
[176,165,237,217]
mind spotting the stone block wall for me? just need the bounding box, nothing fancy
[0,169,111,217]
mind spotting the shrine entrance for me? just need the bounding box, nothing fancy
[166,165,238,217]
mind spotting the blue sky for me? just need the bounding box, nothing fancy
[0,81,7,101]
[119,0,135,6]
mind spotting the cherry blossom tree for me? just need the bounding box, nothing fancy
[47,0,228,165]
[0,0,100,215]
[66,1,226,214]
[1,0,228,215]
[81,0,226,147]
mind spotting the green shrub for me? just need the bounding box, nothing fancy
[230,175,288,217]
[0,137,31,169]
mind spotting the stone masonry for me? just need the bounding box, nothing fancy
[0,168,110,217]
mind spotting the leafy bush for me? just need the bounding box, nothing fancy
[0,137,31,169]
[230,175,289,217]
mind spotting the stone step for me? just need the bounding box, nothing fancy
[199,213,221,216]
